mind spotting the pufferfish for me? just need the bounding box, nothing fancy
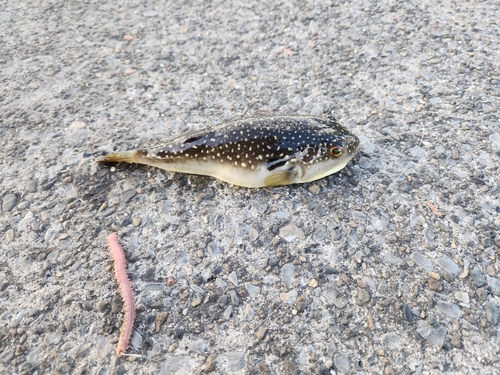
[98,116,360,188]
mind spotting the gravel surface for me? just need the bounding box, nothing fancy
[1,0,500,374]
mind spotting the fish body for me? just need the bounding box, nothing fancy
[98,116,360,188]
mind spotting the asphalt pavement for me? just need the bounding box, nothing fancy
[1,0,499,374]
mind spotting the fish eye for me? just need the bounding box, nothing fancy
[329,145,343,157]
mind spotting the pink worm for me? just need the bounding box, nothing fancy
[106,233,135,356]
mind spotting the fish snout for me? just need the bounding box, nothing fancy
[345,135,360,155]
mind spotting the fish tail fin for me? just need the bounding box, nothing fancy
[97,150,146,164]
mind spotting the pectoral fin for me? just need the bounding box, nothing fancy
[264,166,301,187]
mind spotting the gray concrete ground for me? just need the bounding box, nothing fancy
[1,0,500,374]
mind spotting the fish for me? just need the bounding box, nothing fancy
[98,116,360,188]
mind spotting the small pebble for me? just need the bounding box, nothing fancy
[382,333,400,348]
[436,256,460,279]
[82,301,92,311]
[485,302,499,326]
[222,305,233,320]
[357,289,370,304]
[155,312,168,333]
[416,324,447,346]
[454,291,469,304]
[122,190,136,203]
[486,266,495,277]
[148,343,162,358]
[403,304,413,322]
[15,345,25,356]
[205,354,216,372]
[132,217,141,226]
[97,301,109,312]
[2,194,17,212]
[228,290,240,306]
[228,271,239,287]
[308,184,320,195]
[428,279,443,292]
[25,181,38,192]
[254,325,268,340]
[476,288,488,301]
[225,352,245,372]
[436,300,461,319]
[279,223,305,242]
[69,121,85,129]
[308,278,318,288]
[5,229,14,242]
[450,335,462,349]
[258,362,270,373]
[458,270,469,279]
[191,298,202,307]
[280,289,298,304]
[131,331,142,350]
[281,264,294,286]
[334,353,351,374]
[429,271,440,280]
[98,202,107,213]
[471,269,487,287]
[174,329,185,339]
[367,314,376,331]
[63,319,72,332]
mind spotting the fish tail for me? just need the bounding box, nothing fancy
[97,150,146,164]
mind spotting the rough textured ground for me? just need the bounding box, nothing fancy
[1,0,500,374]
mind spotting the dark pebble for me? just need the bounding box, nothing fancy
[428,316,439,327]
[30,309,42,317]
[381,297,397,306]
[25,181,38,192]
[485,302,499,326]
[471,269,487,287]
[321,267,337,274]
[267,257,278,267]
[0,282,10,291]
[174,329,185,339]
[476,288,488,301]
[143,267,156,281]
[82,301,93,311]
[121,217,132,226]
[296,298,308,312]
[218,295,229,307]
[404,304,413,322]
[122,190,136,203]
[347,177,358,185]
[313,205,328,217]
[34,326,44,334]
[98,301,109,312]
[228,290,240,306]
[41,179,56,191]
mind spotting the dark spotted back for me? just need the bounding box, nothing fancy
[146,116,358,170]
